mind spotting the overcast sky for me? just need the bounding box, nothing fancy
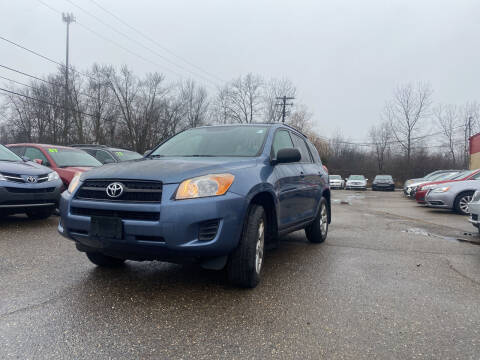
[2,0,480,140]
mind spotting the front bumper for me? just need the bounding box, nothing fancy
[372,183,394,190]
[346,183,367,190]
[58,184,247,261]
[425,191,454,209]
[329,182,344,189]
[468,202,480,228]
[0,180,62,212]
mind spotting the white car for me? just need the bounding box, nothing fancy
[329,175,345,189]
[468,190,480,232]
[346,175,367,190]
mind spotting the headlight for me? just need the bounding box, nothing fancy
[421,184,437,191]
[431,186,450,193]
[176,173,234,200]
[47,171,59,182]
[67,173,82,194]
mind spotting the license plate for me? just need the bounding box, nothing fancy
[90,216,123,240]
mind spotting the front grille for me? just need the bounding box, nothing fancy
[70,206,160,221]
[75,179,162,202]
[198,219,220,241]
[1,199,55,205]
[0,172,49,184]
[5,187,55,193]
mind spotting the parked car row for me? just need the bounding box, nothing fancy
[403,169,480,232]
[329,174,395,191]
[0,143,141,219]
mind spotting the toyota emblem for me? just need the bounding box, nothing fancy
[106,182,124,198]
[26,176,37,183]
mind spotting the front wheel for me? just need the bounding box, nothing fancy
[227,204,266,288]
[305,198,329,243]
[454,191,474,215]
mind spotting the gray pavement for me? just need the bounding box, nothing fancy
[1,190,480,359]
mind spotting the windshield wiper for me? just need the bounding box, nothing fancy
[182,155,218,157]
[147,154,165,158]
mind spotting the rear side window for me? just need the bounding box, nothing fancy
[307,141,322,165]
[291,133,312,163]
[272,130,294,156]
[95,150,115,164]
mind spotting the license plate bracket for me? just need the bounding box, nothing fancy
[90,216,123,240]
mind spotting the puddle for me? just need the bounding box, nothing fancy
[402,227,480,246]
[332,199,351,205]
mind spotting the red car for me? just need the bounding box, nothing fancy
[7,143,102,186]
[415,169,480,204]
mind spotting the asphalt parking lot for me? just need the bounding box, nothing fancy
[1,190,480,359]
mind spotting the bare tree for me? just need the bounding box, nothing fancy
[434,104,460,166]
[180,79,209,128]
[369,120,391,172]
[385,82,433,174]
[286,104,313,133]
[264,78,296,123]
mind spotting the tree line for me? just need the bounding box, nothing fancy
[0,66,478,183]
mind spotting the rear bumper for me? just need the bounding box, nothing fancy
[0,180,62,212]
[372,184,394,190]
[58,184,248,261]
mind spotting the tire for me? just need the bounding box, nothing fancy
[454,191,475,215]
[26,206,54,220]
[227,204,266,288]
[305,197,329,243]
[86,252,126,267]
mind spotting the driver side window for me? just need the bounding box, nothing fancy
[24,147,49,166]
[272,130,294,158]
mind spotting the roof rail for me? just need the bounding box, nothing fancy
[70,144,107,148]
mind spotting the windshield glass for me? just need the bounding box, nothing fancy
[375,175,392,180]
[433,171,460,181]
[0,145,22,162]
[349,175,365,180]
[151,126,269,157]
[450,170,473,180]
[113,150,143,161]
[46,147,102,167]
[330,175,341,180]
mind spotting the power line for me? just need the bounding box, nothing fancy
[275,96,295,123]
[64,0,222,87]
[87,0,225,84]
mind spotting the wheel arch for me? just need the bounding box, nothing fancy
[244,185,279,242]
[322,188,331,223]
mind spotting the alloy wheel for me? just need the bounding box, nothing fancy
[459,195,473,214]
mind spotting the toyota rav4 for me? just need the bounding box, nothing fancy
[58,124,331,287]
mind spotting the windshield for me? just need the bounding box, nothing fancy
[450,170,473,180]
[113,150,143,161]
[0,145,22,162]
[46,147,102,167]
[375,175,392,180]
[349,175,365,180]
[151,126,269,157]
[330,175,341,180]
[433,171,460,181]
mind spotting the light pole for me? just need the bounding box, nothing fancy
[62,12,75,143]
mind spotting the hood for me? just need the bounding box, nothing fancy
[347,179,366,183]
[80,157,258,184]
[0,160,52,175]
[60,166,95,173]
[435,179,480,192]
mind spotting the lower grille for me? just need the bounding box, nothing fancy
[70,206,160,221]
[428,201,444,206]
[198,219,220,241]
[5,187,55,193]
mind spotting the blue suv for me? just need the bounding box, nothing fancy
[59,124,331,287]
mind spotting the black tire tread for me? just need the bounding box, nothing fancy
[305,197,328,244]
[227,205,265,288]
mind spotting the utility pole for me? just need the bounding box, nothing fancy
[275,96,295,123]
[62,12,75,144]
[468,116,473,168]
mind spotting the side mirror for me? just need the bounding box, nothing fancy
[144,150,152,156]
[33,158,43,165]
[275,148,301,164]
[22,156,31,162]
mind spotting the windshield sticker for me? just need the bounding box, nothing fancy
[48,148,58,153]
[256,130,264,134]
[115,151,124,156]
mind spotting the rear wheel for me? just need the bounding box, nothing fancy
[86,252,126,267]
[227,204,265,288]
[305,198,328,243]
[26,206,54,220]
[454,191,474,215]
